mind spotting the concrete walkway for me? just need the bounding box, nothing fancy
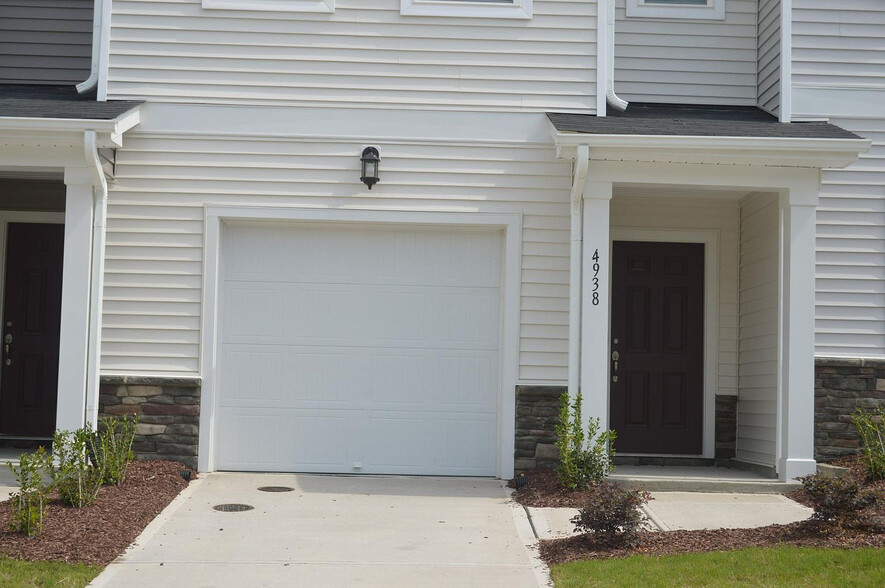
[528,491,813,540]
[90,473,542,588]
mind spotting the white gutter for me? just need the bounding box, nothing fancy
[568,145,590,402]
[76,0,107,94]
[82,130,108,428]
[604,0,628,112]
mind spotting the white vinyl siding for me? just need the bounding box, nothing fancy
[102,128,572,380]
[610,195,740,398]
[815,117,885,359]
[106,0,596,113]
[793,0,885,90]
[756,0,780,115]
[737,192,779,467]
[613,0,757,105]
[0,0,93,85]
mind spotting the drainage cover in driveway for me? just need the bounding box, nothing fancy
[258,486,294,493]
[213,504,254,512]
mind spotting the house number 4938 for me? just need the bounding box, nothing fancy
[592,249,600,306]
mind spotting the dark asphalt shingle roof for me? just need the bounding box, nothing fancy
[0,85,142,120]
[547,104,863,140]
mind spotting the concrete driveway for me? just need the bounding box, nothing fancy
[91,473,542,588]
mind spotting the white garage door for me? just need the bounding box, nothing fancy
[214,222,502,476]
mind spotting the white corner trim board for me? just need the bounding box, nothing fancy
[401,0,532,19]
[202,0,334,13]
[625,0,725,21]
[198,205,522,478]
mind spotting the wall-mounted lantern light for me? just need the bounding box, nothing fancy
[360,146,381,190]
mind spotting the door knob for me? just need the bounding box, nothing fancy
[4,333,11,365]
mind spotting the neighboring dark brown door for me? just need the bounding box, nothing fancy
[610,241,704,455]
[0,223,64,437]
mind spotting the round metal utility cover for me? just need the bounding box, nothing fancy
[258,486,295,493]
[213,503,254,512]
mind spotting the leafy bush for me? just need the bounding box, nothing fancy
[571,480,651,546]
[853,407,885,480]
[52,428,105,508]
[94,416,138,486]
[797,473,883,524]
[7,446,53,536]
[555,392,616,490]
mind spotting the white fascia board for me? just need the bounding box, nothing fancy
[0,107,141,148]
[552,132,871,170]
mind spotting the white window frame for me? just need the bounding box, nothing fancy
[202,0,334,13]
[401,0,532,20]
[626,0,724,20]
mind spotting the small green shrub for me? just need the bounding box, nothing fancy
[94,415,138,486]
[571,480,651,547]
[853,407,885,480]
[7,446,53,536]
[52,428,105,508]
[555,392,616,490]
[797,473,883,524]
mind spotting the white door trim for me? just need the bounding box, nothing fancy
[199,205,523,478]
[610,228,720,459]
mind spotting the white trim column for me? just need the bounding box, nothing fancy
[581,181,613,432]
[56,167,95,432]
[778,188,819,481]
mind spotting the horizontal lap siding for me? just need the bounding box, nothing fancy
[613,0,757,105]
[103,133,572,379]
[0,0,93,84]
[793,0,885,89]
[815,118,885,359]
[107,0,596,112]
[610,196,740,398]
[738,193,779,467]
[757,0,780,115]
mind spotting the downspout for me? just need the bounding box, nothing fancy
[604,0,628,112]
[83,131,108,428]
[76,0,106,94]
[569,146,590,402]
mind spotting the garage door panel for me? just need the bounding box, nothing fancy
[220,346,498,411]
[224,225,501,288]
[223,350,283,403]
[216,413,283,468]
[215,223,502,476]
[222,283,499,350]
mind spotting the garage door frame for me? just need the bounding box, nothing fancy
[198,205,522,479]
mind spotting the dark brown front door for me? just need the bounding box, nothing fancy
[0,223,64,437]
[610,241,704,455]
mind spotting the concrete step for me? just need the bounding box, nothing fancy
[609,466,801,494]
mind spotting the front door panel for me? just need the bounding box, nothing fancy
[610,241,704,454]
[0,223,64,437]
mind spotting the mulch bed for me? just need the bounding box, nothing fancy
[509,468,595,508]
[0,460,193,565]
[513,461,885,566]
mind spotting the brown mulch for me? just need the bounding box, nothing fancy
[0,460,193,565]
[509,468,596,508]
[513,461,885,566]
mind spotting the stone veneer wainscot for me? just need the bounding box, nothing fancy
[815,357,885,461]
[99,376,201,470]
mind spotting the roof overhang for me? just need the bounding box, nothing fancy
[552,130,871,169]
[0,105,141,149]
